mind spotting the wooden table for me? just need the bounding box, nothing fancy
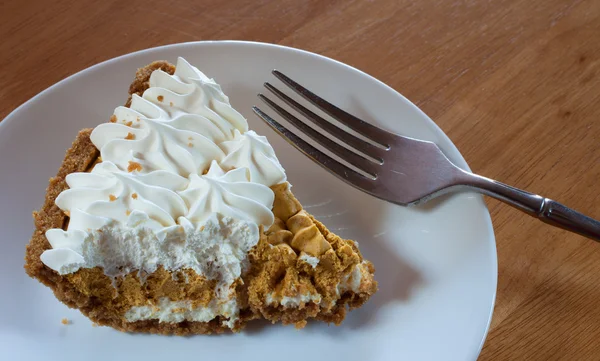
[2,0,599,359]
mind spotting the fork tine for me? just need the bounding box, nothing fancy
[264,82,384,164]
[258,94,379,177]
[272,70,394,148]
[252,106,376,189]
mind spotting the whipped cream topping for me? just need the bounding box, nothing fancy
[41,57,288,326]
[56,161,188,229]
[181,161,274,227]
[91,57,250,177]
[220,130,287,186]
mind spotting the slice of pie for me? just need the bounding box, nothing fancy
[24,57,377,335]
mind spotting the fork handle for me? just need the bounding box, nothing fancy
[462,172,600,241]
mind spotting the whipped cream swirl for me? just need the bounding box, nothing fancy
[220,130,287,186]
[181,160,275,226]
[56,161,188,229]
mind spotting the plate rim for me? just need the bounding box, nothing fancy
[0,40,497,360]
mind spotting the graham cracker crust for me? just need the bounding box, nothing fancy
[24,61,377,335]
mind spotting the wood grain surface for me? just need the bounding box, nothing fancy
[2,0,599,359]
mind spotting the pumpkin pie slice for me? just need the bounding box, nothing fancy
[24,57,377,335]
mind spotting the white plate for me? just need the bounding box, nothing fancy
[0,41,496,361]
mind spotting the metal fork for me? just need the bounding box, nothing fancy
[252,71,600,242]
